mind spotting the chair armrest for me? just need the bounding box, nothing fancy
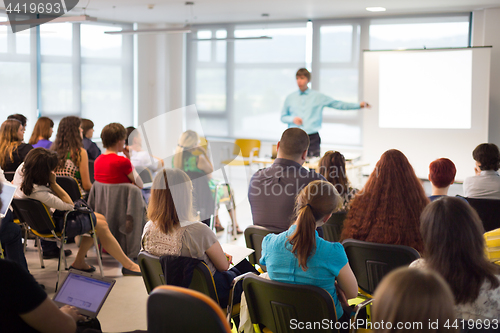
[226,272,258,323]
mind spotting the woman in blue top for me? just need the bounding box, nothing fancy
[260,180,358,325]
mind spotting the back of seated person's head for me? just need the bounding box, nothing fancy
[52,116,83,167]
[28,117,54,145]
[429,158,456,188]
[20,148,59,196]
[277,128,309,160]
[318,150,349,195]
[0,119,23,168]
[420,196,500,304]
[101,123,127,149]
[148,168,195,234]
[173,130,199,169]
[80,118,94,139]
[373,267,457,333]
[473,143,500,171]
[290,180,341,270]
[7,114,27,128]
[341,149,428,251]
[125,126,136,146]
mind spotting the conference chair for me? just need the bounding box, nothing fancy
[56,176,82,202]
[221,138,261,178]
[88,160,95,184]
[243,274,339,333]
[244,225,281,272]
[134,166,153,184]
[322,212,348,243]
[138,251,252,325]
[342,239,420,323]
[148,285,232,333]
[464,197,500,232]
[185,170,216,228]
[11,198,103,291]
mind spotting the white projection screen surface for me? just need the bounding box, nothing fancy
[363,48,491,182]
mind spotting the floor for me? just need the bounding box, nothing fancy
[24,165,464,332]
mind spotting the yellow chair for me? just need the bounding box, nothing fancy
[223,139,261,167]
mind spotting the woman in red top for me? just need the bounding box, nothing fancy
[94,123,143,188]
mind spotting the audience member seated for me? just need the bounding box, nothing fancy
[52,116,93,197]
[174,130,240,233]
[81,118,101,161]
[373,267,457,333]
[28,117,54,149]
[249,128,325,233]
[141,168,257,308]
[428,158,457,201]
[94,123,143,189]
[125,126,164,172]
[260,180,358,326]
[14,148,141,275]
[0,259,83,333]
[7,113,27,134]
[0,178,28,272]
[410,197,500,319]
[340,149,428,253]
[0,119,33,176]
[463,143,500,199]
[318,150,358,211]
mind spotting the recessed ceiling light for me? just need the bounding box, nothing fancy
[366,7,386,12]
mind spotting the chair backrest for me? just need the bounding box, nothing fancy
[135,166,153,183]
[233,139,261,158]
[342,238,420,295]
[322,212,347,243]
[11,198,56,236]
[148,285,231,333]
[56,176,82,202]
[88,160,95,184]
[465,197,500,232]
[243,275,338,333]
[138,251,166,294]
[244,225,281,270]
[137,251,219,304]
[184,171,215,222]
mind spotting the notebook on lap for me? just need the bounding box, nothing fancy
[53,270,116,319]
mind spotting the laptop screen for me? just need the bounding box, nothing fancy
[0,182,17,217]
[53,271,115,317]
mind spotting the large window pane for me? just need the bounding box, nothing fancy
[82,64,126,134]
[41,63,73,114]
[0,62,31,114]
[233,68,294,139]
[319,68,358,103]
[320,25,353,63]
[235,25,307,63]
[41,23,72,56]
[0,16,8,53]
[370,18,470,50]
[196,68,226,111]
[81,25,122,58]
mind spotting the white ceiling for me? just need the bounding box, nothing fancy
[70,0,500,24]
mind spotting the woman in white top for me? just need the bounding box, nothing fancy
[410,196,500,319]
[125,126,164,172]
[14,148,141,276]
[141,168,257,308]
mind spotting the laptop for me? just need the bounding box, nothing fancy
[53,269,116,319]
[1,182,17,218]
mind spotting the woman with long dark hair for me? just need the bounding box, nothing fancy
[318,150,358,211]
[260,180,358,324]
[340,149,428,252]
[28,117,54,149]
[410,197,500,319]
[51,116,92,197]
[0,119,33,175]
[14,148,141,275]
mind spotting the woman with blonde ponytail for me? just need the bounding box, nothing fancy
[260,180,358,325]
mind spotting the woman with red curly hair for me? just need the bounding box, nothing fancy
[340,149,428,253]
